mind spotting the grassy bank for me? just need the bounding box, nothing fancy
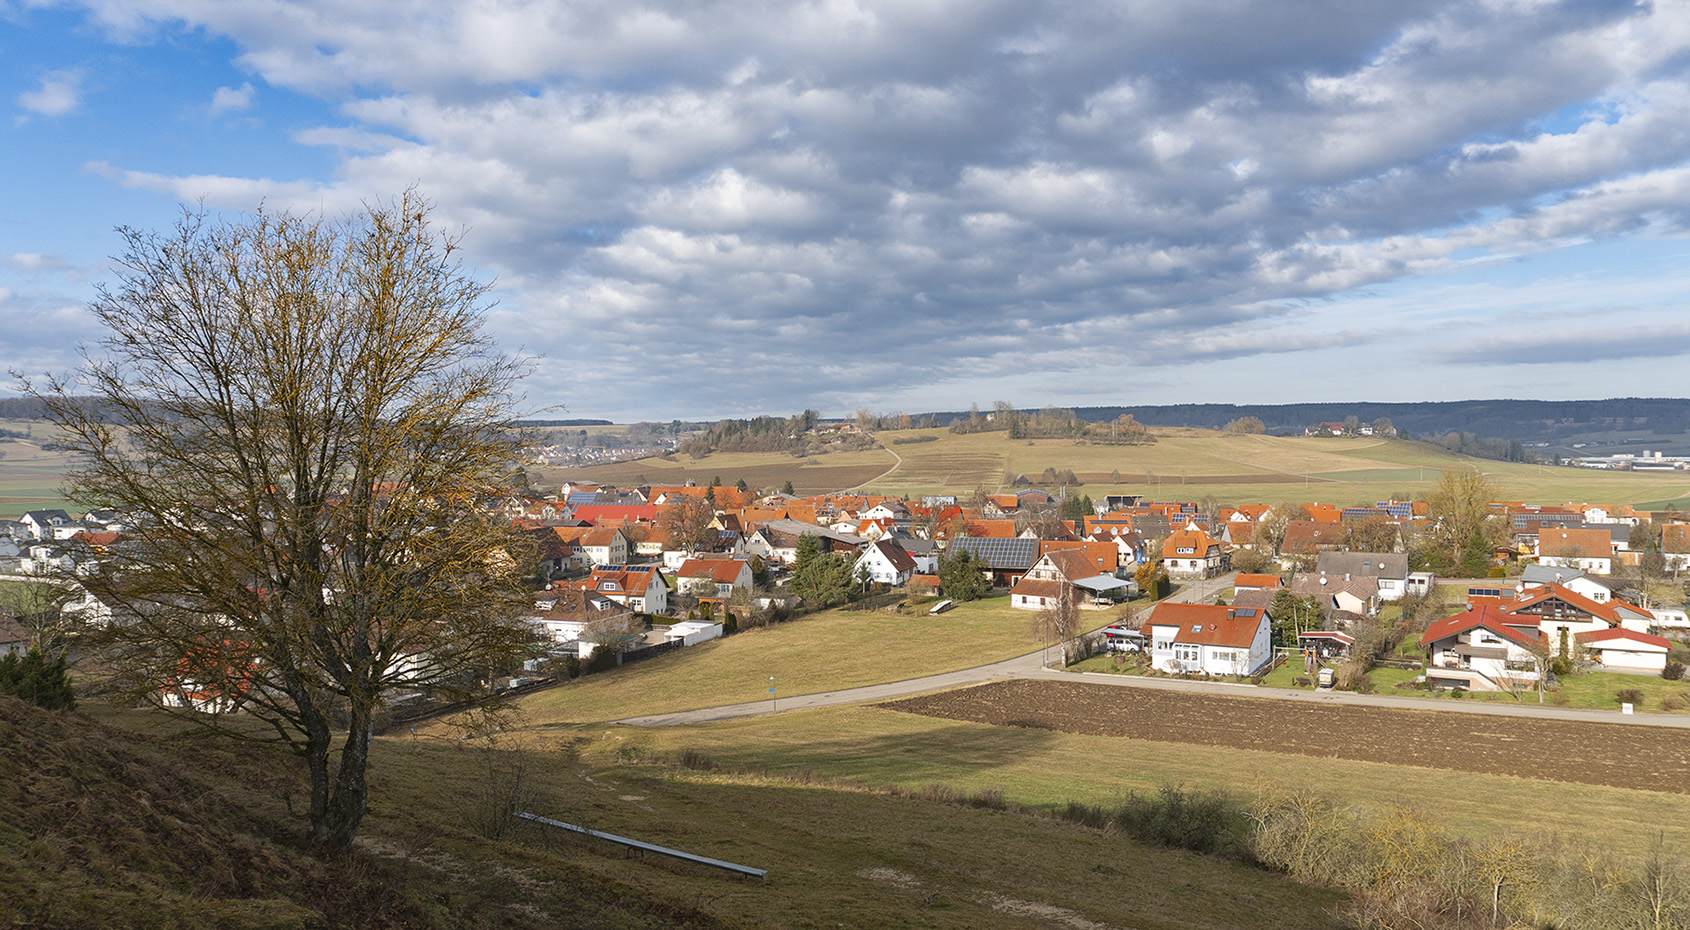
[507,594,1129,725]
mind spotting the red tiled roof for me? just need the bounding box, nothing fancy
[1420,605,1544,651]
[1145,603,1265,648]
[1576,628,1671,649]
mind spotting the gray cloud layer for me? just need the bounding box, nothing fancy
[39,0,1690,416]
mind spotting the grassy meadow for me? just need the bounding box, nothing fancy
[504,593,1128,725]
[557,702,1690,863]
[0,420,80,519]
[548,425,1690,507]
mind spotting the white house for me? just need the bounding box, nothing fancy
[1144,603,1273,676]
[1419,605,1545,692]
[581,566,670,614]
[851,539,917,587]
[674,558,754,599]
[1575,628,1671,672]
[1160,527,1227,579]
[1009,549,1132,611]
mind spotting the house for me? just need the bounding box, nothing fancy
[1279,521,1343,560]
[1144,603,1273,676]
[1038,540,1120,576]
[1009,549,1133,610]
[1574,628,1671,673]
[1662,524,1690,571]
[528,588,637,644]
[1419,605,1545,692]
[1160,527,1227,578]
[1083,527,1148,568]
[1233,573,1283,592]
[1313,551,1411,601]
[946,536,1039,587]
[674,558,755,600]
[0,613,28,657]
[1289,572,1379,618]
[1503,583,1655,655]
[1537,527,1615,575]
[852,539,918,588]
[525,527,580,578]
[578,565,670,615]
[549,526,628,567]
[737,520,865,565]
[1518,564,1616,603]
[19,510,75,541]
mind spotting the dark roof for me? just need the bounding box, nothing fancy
[948,536,1038,570]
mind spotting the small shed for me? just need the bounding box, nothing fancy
[1297,630,1355,661]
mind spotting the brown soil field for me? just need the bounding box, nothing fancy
[880,679,1690,794]
[531,460,892,494]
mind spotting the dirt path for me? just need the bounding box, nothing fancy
[843,443,902,493]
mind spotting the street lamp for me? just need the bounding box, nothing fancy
[768,675,777,712]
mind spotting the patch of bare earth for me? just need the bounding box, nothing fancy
[879,679,1690,793]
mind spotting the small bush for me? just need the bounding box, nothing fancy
[586,646,618,673]
[1615,687,1646,707]
[1662,693,1689,712]
[1550,656,1574,677]
[677,749,717,771]
[1551,689,1569,706]
[0,650,75,711]
[1663,661,1686,682]
[1110,785,1254,861]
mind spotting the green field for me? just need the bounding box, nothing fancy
[0,422,80,518]
[506,593,1128,726]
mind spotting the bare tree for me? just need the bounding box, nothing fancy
[660,492,717,555]
[32,193,536,852]
[1033,581,1082,667]
[0,579,77,658]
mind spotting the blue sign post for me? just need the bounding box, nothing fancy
[768,675,777,712]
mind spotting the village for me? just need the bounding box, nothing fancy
[12,467,1690,709]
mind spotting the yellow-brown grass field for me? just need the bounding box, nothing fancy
[549,426,1690,507]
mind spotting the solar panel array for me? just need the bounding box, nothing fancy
[949,536,1038,568]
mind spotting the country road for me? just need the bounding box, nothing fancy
[615,573,1690,730]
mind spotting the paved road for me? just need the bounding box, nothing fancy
[616,573,1690,730]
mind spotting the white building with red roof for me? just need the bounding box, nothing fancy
[1144,603,1272,676]
[851,539,918,587]
[1419,605,1545,692]
[1575,628,1672,672]
[1160,526,1228,579]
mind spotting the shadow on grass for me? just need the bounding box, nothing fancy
[683,722,1060,784]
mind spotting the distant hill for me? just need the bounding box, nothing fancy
[920,398,1690,455]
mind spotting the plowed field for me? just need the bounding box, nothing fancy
[880,679,1690,793]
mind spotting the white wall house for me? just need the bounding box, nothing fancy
[1145,603,1273,676]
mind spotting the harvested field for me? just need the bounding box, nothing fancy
[1074,472,1332,485]
[880,679,1690,794]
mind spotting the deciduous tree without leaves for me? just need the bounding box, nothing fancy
[33,193,536,853]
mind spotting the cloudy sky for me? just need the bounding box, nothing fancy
[5,0,1690,422]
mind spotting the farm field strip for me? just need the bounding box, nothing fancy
[880,679,1690,794]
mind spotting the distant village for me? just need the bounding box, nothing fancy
[11,469,1688,702]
